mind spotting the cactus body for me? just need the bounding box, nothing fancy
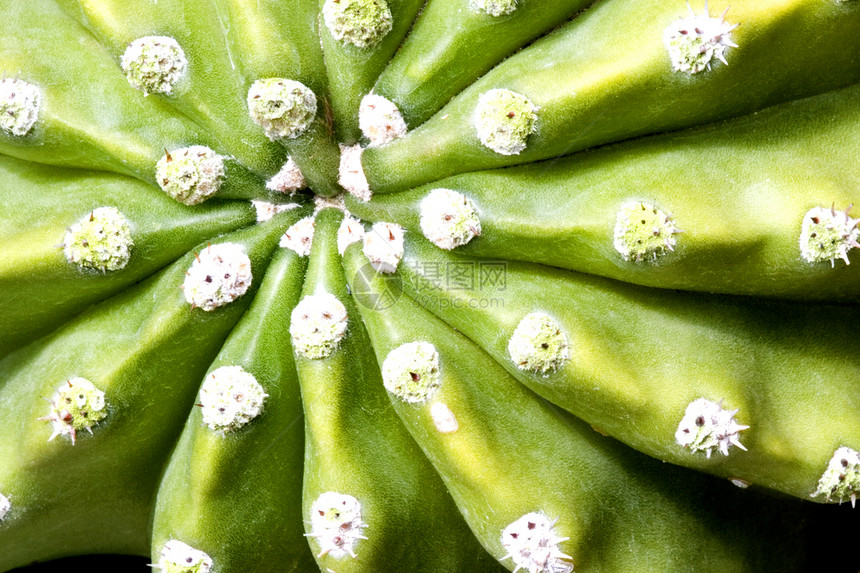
[1,0,858,571]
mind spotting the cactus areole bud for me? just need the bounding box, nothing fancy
[322,0,393,49]
[508,312,570,374]
[799,205,860,267]
[308,492,368,559]
[382,341,441,403]
[251,200,301,223]
[675,398,749,458]
[182,243,252,311]
[420,188,482,250]
[0,77,41,136]
[475,88,539,155]
[63,206,134,272]
[120,36,187,95]
[359,94,407,146]
[663,4,738,74]
[0,493,10,522]
[156,146,225,205]
[153,540,213,573]
[290,292,349,359]
[280,216,317,257]
[501,512,573,573]
[247,78,316,140]
[266,157,306,194]
[812,446,860,506]
[338,144,371,201]
[613,200,680,262]
[198,365,267,433]
[362,221,404,273]
[38,377,108,445]
[471,0,518,17]
[338,215,365,255]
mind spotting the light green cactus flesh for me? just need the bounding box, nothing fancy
[1,0,860,572]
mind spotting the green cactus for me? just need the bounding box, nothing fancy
[1,0,859,572]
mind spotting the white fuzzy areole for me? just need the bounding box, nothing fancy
[382,341,441,403]
[247,78,317,140]
[675,398,749,458]
[0,78,41,136]
[501,512,573,573]
[613,200,681,262]
[62,206,134,272]
[470,0,518,17]
[280,216,316,256]
[508,312,570,374]
[812,446,860,506]
[308,492,368,559]
[322,0,393,48]
[362,222,404,273]
[359,94,407,147]
[474,88,539,155]
[199,365,267,433]
[0,493,10,522]
[338,144,371,201]
[430,402,458,433]
[799,205,860,267]
[663,4,738,74]
[120,36,187,95]
[182,243,252,311]
[252,200,301,223]
[420,188,481,250]
[266,157,306,193]
[153,539,213,573]
[338,215,365,255]
[156,146,225,205]
[290,292,349,359]
[39,377,108,445]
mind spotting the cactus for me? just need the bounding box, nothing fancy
[1,1,859,572]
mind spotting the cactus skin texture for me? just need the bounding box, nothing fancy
[1,0,859,572]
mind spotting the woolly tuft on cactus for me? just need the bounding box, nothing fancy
[2,0,860,571]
